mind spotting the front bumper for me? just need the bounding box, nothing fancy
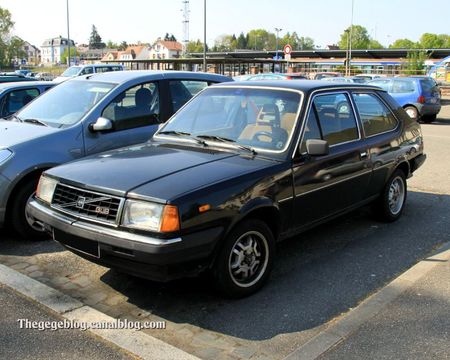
[28,199,224,281]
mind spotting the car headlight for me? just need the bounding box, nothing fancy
[122,200,180,233]
[0,149,13,166]
[36,176,58,204]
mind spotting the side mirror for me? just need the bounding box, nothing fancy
[89,117,113,132]
[306,139,329,156]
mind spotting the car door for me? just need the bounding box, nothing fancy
[83,80,166,155]
[291,91,372,229]
[168,79,211,113]
[351,91,401,198]
[0,87,40,118]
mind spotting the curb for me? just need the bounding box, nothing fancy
[284,241,450,360]
[0,264,199,360]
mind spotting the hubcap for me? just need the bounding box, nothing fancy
[228,231,269,288]
[406,108,416,119]
[388,176,405,215]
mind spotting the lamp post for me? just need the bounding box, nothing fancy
[66,0,71,66]
[203,0,207,72]
[348,0,355,76]
[275,27,282,61]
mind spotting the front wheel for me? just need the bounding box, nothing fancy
[10,179,50,240]
[212,219,275,298]
[375,169,407,222]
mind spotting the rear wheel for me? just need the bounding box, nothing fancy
[10,179,50,241]
[375,169,407,222]
[212,219,275,298]
[404,106,418,121]
[421,114,437,124]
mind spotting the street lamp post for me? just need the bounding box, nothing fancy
[348,0,355,76]
[66,0,71,66]
[203,0,207,72]
[275,27,282,61]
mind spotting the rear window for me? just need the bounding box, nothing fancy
[391,79,416,94]
[420,78,438,94]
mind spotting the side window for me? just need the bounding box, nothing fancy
[370,80,391,92]
[80,67,93,75]
[95,67,109,73]
[314,93,359,146]
[300,107,322,153]
[352,93,398,137]
[169,80,208,112]
[392,80,415,94]
[2,88,40,117]
[102,82,160,131]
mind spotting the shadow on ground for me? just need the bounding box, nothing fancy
[97,191,450,341]
[0,228,63,256]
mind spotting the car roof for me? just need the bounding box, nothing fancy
[0,81,55,91]
[215,80,381,94]
[72,70,231,85]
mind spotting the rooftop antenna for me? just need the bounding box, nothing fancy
[181,0,190,56]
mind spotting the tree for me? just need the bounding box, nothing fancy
[89,25,105,49]
[369,39,384,49]
[105,40,119,49]
[236,32,247,49]
[297,36,315,50]
[213,34,237,51]
[61,47,77,64]
[186,40,206,53]
[419,33,450,48]
[389,38,419,49]
[339,25,371,49]
[164,33,177,42]
[0,6,27,68]
[118,41,128,51]
[403,51,428,75]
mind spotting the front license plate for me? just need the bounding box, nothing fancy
[53,229,100,258]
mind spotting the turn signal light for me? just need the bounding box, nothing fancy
[160,205,180,233]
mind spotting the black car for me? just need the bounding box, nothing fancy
[28,81,426,297]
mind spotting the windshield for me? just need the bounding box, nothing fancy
[16,80,115,128]
[157,87,302,153]
[61,66,82,77]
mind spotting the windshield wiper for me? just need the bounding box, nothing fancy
[196,135,257,155]
[158,130,208,146]
[22,118,48,127]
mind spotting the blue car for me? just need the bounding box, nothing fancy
[368,77,441,123]
[0,70,231,239]
[0,81,55,119]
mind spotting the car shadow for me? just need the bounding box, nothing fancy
[99,191,450,341]
[0,228,64,256]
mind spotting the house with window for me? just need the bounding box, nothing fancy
[41,36,75,65]
[149,40,183,60]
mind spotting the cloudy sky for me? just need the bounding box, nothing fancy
[2,0,449,47]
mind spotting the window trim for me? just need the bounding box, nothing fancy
[350,90,400,139]
[297,90,362,155]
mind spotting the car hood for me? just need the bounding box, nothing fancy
[0,119,59,148]
[47,142,277,202]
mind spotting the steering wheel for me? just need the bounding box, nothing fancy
[252,131,274,142]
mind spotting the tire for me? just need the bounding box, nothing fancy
[404,106,418,121]
[375,169,407,222]
[421,114,437,124]
[212,219,275,298]
[10,179,50,240]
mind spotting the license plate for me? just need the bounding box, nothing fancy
[53,229,100,258]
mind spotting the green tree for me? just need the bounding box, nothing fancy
[339,25,371,49]
[247,29,274,50]
[186,40,206,53]
[403,51,428,75]
[419,33,443,48]
[89,25,105,49]
[297,36,315,50]
[61,47,77,64]
[163,33,177,42]
[236,32,247,49]
[105,40,119,49]
[389,38,419,49]
[369,40,384,49]
[118,41,128,51]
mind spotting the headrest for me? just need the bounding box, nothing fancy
[257,104,280,127]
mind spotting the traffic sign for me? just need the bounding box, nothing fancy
[284,44,292,55]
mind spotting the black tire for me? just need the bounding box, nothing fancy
[404,106,418,121]
[421,114,437,124]
[10,179,50,240]
[375,169,407,222]
[212,219,275,298]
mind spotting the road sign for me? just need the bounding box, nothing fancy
[284,44,292,55]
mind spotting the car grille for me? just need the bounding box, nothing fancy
[51,183,122,225]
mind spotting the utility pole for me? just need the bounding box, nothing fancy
[203,0,207,72]
[348,0,355,76]
[66,0,71,66]
[181,0,190,57]
[275,27,282,61]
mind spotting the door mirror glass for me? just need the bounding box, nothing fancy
[90,117,113,132]
[306,139,329,156]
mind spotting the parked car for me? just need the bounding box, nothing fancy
[354,74,385,82]
[0,70,231,239]
[368,77,441,123]
[28,80,426,297]
[321,77,356,83]
[34,72,55,81]
[15,69,32,77]
[313,72,341,80]
[0,73,38,83]
[0,81,56,119]
[244,73,307,81]
[53,64,125,83]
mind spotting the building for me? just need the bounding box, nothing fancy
[148,40,183,60]
[41,36,75,65]
[11,40,41,66]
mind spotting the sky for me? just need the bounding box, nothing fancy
[1,0,449,48]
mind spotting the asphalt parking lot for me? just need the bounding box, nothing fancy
[1,100,449,360]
